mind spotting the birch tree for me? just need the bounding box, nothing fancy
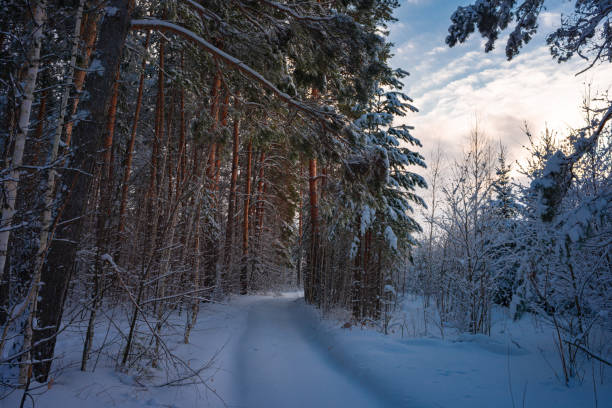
[0,1,46,282]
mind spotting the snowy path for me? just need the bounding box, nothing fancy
[3,294,608,407]
[234,297,391,408]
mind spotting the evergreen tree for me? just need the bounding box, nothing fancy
[345,72,426,319]
[352,74,427,242]
[489,145,518,307]
[491,145,517,218]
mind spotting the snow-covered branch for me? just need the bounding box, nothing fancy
[130,19,334,123]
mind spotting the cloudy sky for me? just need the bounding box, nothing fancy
[388,0,612,168]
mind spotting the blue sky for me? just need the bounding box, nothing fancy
[387,0,612,165]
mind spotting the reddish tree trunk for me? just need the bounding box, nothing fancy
[64,10,100,147]
[258,182,267,234]
[220,91,229,126]
[241,139,253,294]
[296,163,304,286]
[213,91,229,198]
[308,159,319,235]
[222,107,240,290]
[34,1,132,381]
[118,33,149,233]
[306,158,319,303]
[103,68,120,180]
[82,65,121,371]
[165,93,175,205]
[177,52,186,197]
[149,38,165,199]
[205,73,222,191]
[206,144,217,186]
[255,151,266,236]
[202,75,224,293]
[306,87,321,304]
[353,220,362,320]
[363,229,372,316]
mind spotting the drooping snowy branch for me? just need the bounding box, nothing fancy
[131,19,336,124]
[532,103,612,221]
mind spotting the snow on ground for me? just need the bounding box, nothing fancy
[2,293,610,407]
[311,295,612,408]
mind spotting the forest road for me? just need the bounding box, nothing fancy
[235,296,394,408]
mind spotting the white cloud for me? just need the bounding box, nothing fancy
[395,40,416,56]
[410,50,494,96]
[428,46,447,55]
[399,46,612,170]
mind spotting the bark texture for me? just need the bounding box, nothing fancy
[33,2,132,381]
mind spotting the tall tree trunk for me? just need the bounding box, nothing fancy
[0,1,46,282]
[213,92,229,200]
[306,158,318,304]
[63,7,101,148]
[352,217,362,320]
[166,94,176,204]
[8,0,83,375]
[184,144,208,342]
[241,140,253,295]
[184,196,202,344]
[148,37,169,369]
[363,229,372,317]
[0,0,47,380]
[118,32,150,233]
[222,102,240,292]
[306,86,321,304]
[177,53,186,197]
[296,163,303,287]
[255,151,266,237]
[81,66,120,372]
[202,77,223,294]
[251,151,266,277]
[153,199,180,367]
[257,183,267,239]
[33,2,132,381]
[121,34,166,366]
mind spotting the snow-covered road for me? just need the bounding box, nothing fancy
[235,297,389,408]
[4,293,608,407]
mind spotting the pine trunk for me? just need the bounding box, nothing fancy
[33,2,132,381]
[306,158,318,304]
[118,32,150,233]
[352,218,362,320]
[222,106,240,292]
[81,66,120,372]
[177,53,186,196]
[184,174,205,343]
[241,140,253,295]
[296,163,303,287]
[202,77,223,294]
[63,8,100,148]
[255,151,266,237]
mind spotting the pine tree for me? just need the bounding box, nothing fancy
[491,145,517,219]
[347,71,427,319]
